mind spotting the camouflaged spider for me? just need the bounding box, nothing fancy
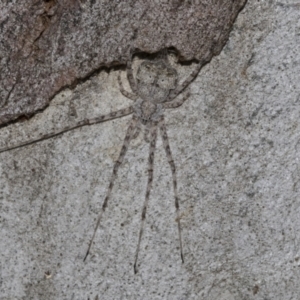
[0,50,205,273]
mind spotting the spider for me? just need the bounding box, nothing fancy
[0,50,204,273]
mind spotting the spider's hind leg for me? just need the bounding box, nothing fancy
[163,88,190,109]
[126,57,138,95]
[84,116,138,261]
[166,61,206,102]
[118,71,138,101]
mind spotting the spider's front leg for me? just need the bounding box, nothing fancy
[159,116,184,263]
[84,116,139,261]
[0,107,133,154]
[134,120,158,274]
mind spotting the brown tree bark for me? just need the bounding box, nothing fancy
[0,0,246,125]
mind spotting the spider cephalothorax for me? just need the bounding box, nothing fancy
[134,99,163,125]
[0,50,204,273]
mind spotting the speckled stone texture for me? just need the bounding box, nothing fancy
[1,1,300,299]
[0,0,245,125]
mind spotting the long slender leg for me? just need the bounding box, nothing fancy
[163,89,190,109]
[126,60,138,94]
[132,121,141,139]
[84,116,138,261]
[167,61,206,101]
[143,123,151,143]
[134,122,158,274]
[0,107,133,154]
[159,117,184,263]
[118,71,138,101]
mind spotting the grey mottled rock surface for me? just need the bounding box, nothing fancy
[1,1,300,299]
[0,0,245,125]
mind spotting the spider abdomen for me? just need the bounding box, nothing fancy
[136,60,178,103]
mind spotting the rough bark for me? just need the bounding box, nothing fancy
[0,0,246,125]
[3,1,300,299]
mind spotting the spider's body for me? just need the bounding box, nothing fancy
[136,60,177,103]
[131,60,177,128]
[133,99,163,126]
[0,50,204,273]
